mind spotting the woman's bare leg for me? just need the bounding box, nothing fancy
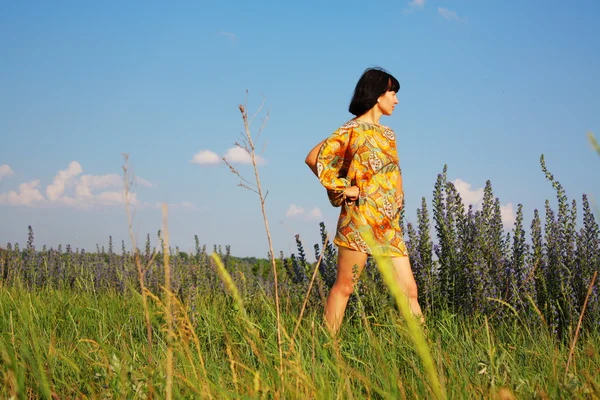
[390,256,425,323]
[324,246,368,334]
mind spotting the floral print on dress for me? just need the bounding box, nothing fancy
[349,233,370,254]
[368,152,382,172]
[340,120,359,130]
[316,119,407,257]
[382,196,396,219]
[383,127,395,141]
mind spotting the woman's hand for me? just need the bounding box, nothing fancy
[344,186,360,202]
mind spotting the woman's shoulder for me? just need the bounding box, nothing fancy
[326,119,359,138]
[330,119,395,140]
[337,119,359,131]
[351,120,396,140]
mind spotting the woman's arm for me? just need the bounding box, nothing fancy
[305,139,325,177]
[306,138,358,205]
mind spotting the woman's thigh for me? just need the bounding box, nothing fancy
[336,246,368,284]
[389,256,418,292]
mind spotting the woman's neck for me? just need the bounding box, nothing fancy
[356,108,382,125]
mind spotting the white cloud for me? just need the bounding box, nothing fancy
[220,31,237,44]
[95,190,128,205]
[500,203,516,228]
[85,174,122,189]
[223,147,266,165]
[409,0,426,8]
[453,178,515,230]
[191,150,221,165]
[0,164,14,181]
[46,161,83,201]
[307,207,323,219]
[0,180,45,206]
[192,147,267,166]
[404,0,426,13]
[286,204,305,217]
[438,7,467,22]
[75,174,121,198]
[286,204,323,220]
[136,176,154,188]
[453,178,484,206]
[0,161,158,209]
[50,189,134,209]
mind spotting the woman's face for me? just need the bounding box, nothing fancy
[378,90,398,116]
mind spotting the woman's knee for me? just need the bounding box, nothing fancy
[332,280,355,297]
[405,281,419,300]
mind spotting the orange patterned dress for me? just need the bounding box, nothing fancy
[317,119,408,257]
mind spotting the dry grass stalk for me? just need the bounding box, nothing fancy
[292,234,328,341]
[226,344,239,394]
[162,204,174,400]
[565,270,598,379]
[144,288,211,397]
[222,94,284,388]
[172,299,208,394]
[169,294,208,390]
[122,154,158,396]
[122,157,152,349]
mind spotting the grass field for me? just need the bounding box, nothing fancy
[1,126,598,398]
[1,283,599,399]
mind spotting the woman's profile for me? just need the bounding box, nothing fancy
[305,67,424,334]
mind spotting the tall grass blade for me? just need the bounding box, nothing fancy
[363,232,446,400]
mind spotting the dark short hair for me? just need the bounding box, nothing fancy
[348,67,400,117]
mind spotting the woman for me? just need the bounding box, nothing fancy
[305,67,424,334]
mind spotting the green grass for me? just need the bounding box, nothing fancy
[1,285,599,399]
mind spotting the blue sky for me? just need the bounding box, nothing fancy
[1,1,599,259]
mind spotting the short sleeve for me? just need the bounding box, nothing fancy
[317,126,353,207]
